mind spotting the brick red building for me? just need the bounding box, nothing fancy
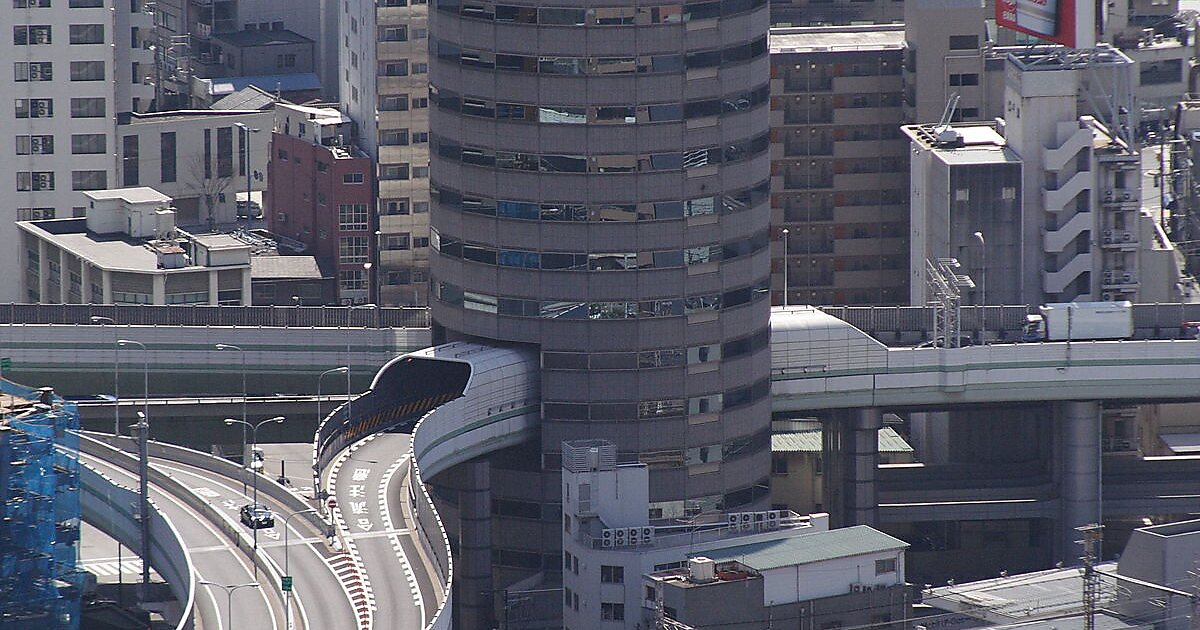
[267,103,376,304]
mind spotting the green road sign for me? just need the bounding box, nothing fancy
[281,576,293,592]
[0,357,11,371]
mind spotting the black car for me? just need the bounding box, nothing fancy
[239,503,274,529]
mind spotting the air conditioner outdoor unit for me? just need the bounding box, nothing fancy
[1122,191,1132,200]
[1102,291,1118,301]
[726,513,740,527]
[1122,272,1135,283]
[1122,231,1134,242]
[1103,234,1115,244]
[1103,270,1116,283]
[641,526,655,543]
[851,583,865,593]
[1103,229,1114,239]
[613,528,627,546]
[1104,190,1114,200]
[628,527,641,545]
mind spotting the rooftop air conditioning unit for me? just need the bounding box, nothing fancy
[689,557,717,583]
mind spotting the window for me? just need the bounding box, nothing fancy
[343,172,365,184]
[600,565,624,583]
[772,455,789,475]
[412,62,427,74]
[339,236,368,263]
[160,131,176,182]
[339,269,366,291]
[379,60,408,76]
[875,557,897,575]
[378,26,407,41]
[948,73,979,86]
[413,97,429,109]
[380,95,409,111]
[216,127,233,178]
[601,603,624,621]
[70,97,105,118]
[71,170,107,190]
[15,98,53,118]
[338,203,369,230]
[122,135,139,186]
[413,201,429,213]
[16,207,54,221]
[381,129,409,145]
[71,133,105,154]
[15,61,53,81]
[14,0,52,7]
[412,132,429,144]
[14,25,52,45]
[385,234,410,250]
[275,54,297,68]
[69,24,104,44]
[70,60,105,81]
[382,164,410,180]
[17,171,54,191]
[69,0,104,5]
[948,34,979,49]
[112,291,151,304]
[412,165,429,178]
[15,135,53,155]
[166,291,207,304]
[384,198,410,215]
[414,237,430,248]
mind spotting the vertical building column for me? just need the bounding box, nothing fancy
[1059,400,1101,564]
[458,460,494,630]
[151,275,166,305]
[58,249,68,303]
[241,267,252,305]
[37,240,48,302]
[80,264,91,304]
[208,270,219,305]
[101,270,112,304]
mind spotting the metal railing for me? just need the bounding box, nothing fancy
[0,303,430,328]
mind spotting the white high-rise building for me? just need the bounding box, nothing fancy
[1,0,155,302]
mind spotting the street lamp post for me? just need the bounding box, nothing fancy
[973,231,986,342]
[224,415,285,578]
[115,339,150,591]
[234,122,260,224]
[363,262,374,306]
[199,581,260,630]
[315,367,349,508]
[90,317,118,434]
[215,343,248,493]
[781,228,790,307]
[281,507,317,630]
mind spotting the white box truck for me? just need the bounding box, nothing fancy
[1022,301,1133,341]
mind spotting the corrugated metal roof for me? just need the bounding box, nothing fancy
[772,427,913,453]
[704,525,907,570]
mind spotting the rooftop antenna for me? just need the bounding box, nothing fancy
[934,94,962,145]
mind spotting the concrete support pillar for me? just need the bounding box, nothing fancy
[1059,400,1101,565]
[241,267,252,305]
[208,270,220,305]
[101,270,112,304]
[151,274,165,305]
[823,408,882,527]
[908,411,950,465]
[457,460,494,630]
[80,263,91,303]
[57,248,68,303]
[848,408,882,526]
[36,240,48,302]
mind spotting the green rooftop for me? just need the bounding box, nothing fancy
[703,525,908,571]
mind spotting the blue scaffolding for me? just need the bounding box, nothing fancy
[0,379,82,630]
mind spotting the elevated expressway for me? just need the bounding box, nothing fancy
[79,433,359,630]
[77,306,1200,628]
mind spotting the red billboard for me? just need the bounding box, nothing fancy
[996,0,1081,48]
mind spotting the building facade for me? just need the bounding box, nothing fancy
[116,109,272,229]
[17,188,253,305]
[341,0,431,306]
[0,0,155,301]
[770,25,909,306]
[428,0,774,624]
[267,102,378,304]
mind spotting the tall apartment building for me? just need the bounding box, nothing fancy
[769,26,909,305]
[1,0,155,302]
[267,102,377,304]
[342,0,431,306]
[428,0,773,624]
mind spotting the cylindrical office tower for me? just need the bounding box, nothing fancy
[428,0,772,519]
